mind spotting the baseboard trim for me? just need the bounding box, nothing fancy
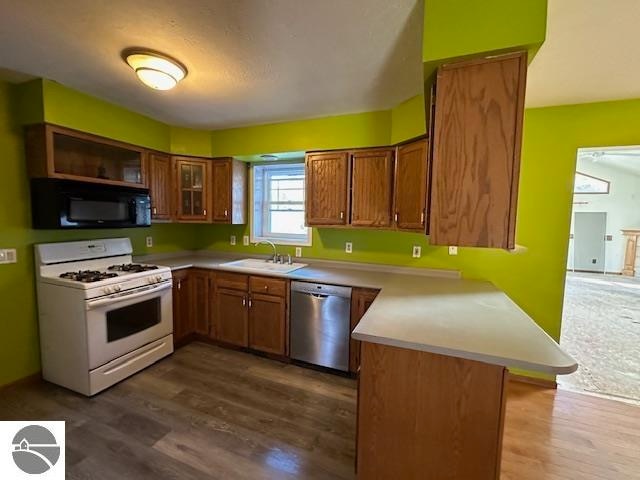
[0,372,42,392]
[508,372,557,389]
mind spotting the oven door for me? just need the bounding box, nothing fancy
[85,281,173,370]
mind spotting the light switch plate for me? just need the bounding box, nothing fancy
[230,235,237,246]
[295,247,302,257]
[412,246,421,258]
[145,236,153,248]
[448,246,458,255]
[243,235,250,246]
[0,248,17,264]
[345,242,353,254]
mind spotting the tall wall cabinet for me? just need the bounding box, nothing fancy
[429,52,527,249]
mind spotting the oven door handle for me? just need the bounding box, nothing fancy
[86,282,172,310]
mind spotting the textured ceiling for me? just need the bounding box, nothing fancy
[527,0,640,108]
[0,0,423,129]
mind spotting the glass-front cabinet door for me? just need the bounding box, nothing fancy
[174,157,210,221]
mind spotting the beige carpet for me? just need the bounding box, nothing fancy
[559,272,640,403]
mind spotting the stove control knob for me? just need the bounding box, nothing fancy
[103,286,113,295]
[113,285,121,292]
[155,275,163,283]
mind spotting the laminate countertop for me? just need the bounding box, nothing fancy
[141,253,578,375]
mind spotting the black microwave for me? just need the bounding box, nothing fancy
[31,178,151,229]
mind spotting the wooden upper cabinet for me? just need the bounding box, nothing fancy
[394,140,429,231]
[173,156,211,223]
[25,123,147,188]
[350,149,394,227]
[211,158,247,224]
[148,152,172,220]
[305,151,349,226]
[429,52,527,249]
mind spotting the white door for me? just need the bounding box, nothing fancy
[573,212,607,272]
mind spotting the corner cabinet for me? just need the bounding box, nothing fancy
[148,152,173,220]
[172,156,211,223]
[394,139,429,232]
[25,123,147,188]
[429,52,527,249]
[349,288,380,373]
[172,269,193,346]
[305,151,350,226]
[211,158,247,224]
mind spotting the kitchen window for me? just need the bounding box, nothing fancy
[251,163,311,245]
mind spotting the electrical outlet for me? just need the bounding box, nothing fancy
[295,247,302,257]
[0,248,17,264]
[145,236,153,248]
[448,246,458,255]
[230,235,236,246]
[412,246,421,258]
[345,242,353,254]
[243,235,250,246]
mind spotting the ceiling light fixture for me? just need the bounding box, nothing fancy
[123,49,187,91]
[260,154,279,161]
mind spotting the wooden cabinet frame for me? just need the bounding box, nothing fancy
[25,123,148,188]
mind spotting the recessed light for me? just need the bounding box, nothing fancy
[123,49,187,91]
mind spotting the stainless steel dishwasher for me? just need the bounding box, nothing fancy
[290,281,352,372]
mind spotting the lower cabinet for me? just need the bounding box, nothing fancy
[249,293,286,355]
[214,288,249,347]
[349,288,380,373]
[171,268,288,357]
[190,269,210,336]
[172,269,193,345]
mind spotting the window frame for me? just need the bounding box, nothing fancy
[574,171,610,195]
[250,162,312,246]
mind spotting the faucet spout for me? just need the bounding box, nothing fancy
[254,240,278,262]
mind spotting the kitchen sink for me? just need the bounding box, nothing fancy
[219,258,307,274]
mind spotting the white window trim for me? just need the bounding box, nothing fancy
[249,163,313,247]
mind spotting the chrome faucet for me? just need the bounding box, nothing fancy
[254,240,278,262]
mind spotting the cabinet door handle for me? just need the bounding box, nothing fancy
[203,209,207,216]
[177,280,181,291]
[242,296,246,307]
[394,212,399,223]
[248,297,253,308]
[340,211,344,220]
[153,207,157,215]
[224,209,228,217]
[420,211,425,225]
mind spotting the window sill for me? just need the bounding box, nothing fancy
[251,236,312,247]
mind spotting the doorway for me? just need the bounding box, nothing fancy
[572,212,606,272]
[559,147,640,404]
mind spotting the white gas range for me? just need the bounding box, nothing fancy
[35,238,174,396]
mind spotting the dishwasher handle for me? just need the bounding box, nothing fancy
[291,281,352,298]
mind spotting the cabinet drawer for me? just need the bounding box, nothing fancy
[216,272,248,291]
[250,276,287,297]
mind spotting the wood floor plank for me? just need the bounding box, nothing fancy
[1,342,639,479]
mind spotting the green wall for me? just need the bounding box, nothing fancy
[0,81,200,387]
[210,110,392,157]
[390,95,427,145]
[423,0,547,63]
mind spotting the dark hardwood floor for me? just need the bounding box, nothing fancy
[1,342,639,479]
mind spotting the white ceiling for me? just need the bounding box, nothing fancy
[0,0,423,129]
[527,0,640,108]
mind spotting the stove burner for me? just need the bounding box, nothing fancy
[59,270,119,283]
[107,263,159,273]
